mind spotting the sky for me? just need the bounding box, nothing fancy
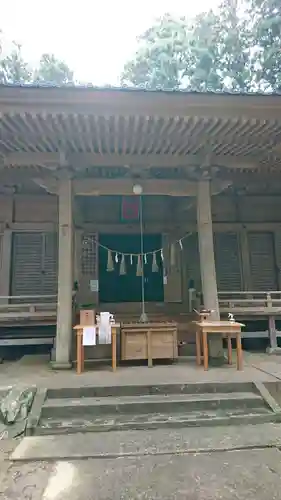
[1,0,218,85]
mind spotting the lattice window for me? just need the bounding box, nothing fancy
[81,233,97,275]
[248,232,277,291]
[214,232,242,291]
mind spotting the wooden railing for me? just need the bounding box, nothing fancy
[0,291,280,326]
[218,291,281,315]
[0,295,57,322]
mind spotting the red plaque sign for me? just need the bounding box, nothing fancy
[121,196,140,221]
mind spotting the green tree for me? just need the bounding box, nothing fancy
[121,0,281,92]
[122,14,189,89]
[121,14,189,89]
[0,42,31,84]
[250,0,281,91]
[189,0,253,92]
[0,33,75,85]
[33,53,74,85]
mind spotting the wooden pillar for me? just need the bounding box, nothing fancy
[52,178,74,369]
[0,229,12,302]
[197,180,219,317]
[197,180,224,362]
[267,229,281,353]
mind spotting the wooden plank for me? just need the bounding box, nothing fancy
[0,311,56,319]
[0,338,53,346]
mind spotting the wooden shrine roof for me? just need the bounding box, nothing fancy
[0,85,281,184]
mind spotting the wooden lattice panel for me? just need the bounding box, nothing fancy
[81,233,97,276]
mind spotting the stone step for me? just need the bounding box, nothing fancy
[35,407,275,436]
[41,392,264,419]
[46,382,255,400]
[18,422,281,461]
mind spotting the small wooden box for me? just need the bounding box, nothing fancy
[79,309,95,326]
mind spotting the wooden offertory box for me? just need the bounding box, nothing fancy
[121,322,178,362]
[80,309,95,326]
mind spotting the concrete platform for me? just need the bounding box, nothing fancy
[4,449,281,500]
[43,450,281,499]
[0,352,280,392]
[11,422,281,461]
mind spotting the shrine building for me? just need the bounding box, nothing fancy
[0,85,281,366]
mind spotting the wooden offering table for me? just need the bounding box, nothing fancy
[194,320,245,371]
[74,323,119,374]
[121,322,178,367]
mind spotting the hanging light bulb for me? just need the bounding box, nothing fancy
[132,184,143,195]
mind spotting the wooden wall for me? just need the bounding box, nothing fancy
[0,193,281,225]
[1,192,281,301]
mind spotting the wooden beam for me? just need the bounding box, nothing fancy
[217,171,281,187]
[80,223,174,234]
[8,222,56,231]
[5,221,281,234]
[4,152,60,167]
[1,87,281,120]
[33,177,232,197]
[36,178,199,196]
[4,151,259,169]
[0,169,53,184]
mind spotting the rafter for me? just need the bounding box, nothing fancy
[0,89,280,175]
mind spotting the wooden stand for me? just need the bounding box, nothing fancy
[194,320,244,371]
[121,322,178,367]
[74,324,118,374]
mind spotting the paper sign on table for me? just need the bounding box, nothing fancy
[82,326,96,346]
[98,312,112,344]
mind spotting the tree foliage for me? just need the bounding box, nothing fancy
[250,0,281,91]
[0,37,74,85]
[33,53,74,85]
[121,0,281,92]
[122,15,189,90]
[0,43,32,84]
